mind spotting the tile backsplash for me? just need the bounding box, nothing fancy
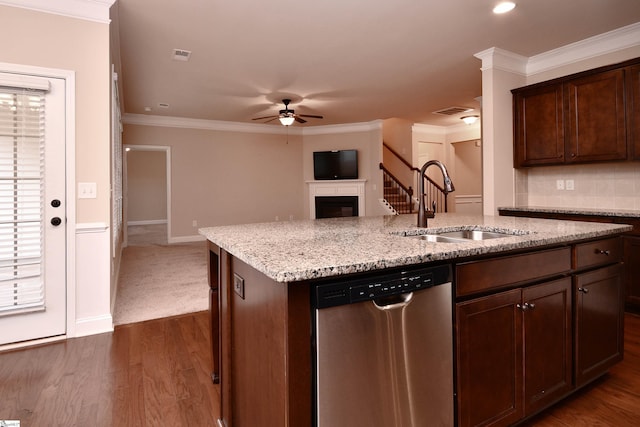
[517,163,640,210]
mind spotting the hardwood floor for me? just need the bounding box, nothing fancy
[0,312,218,427]
[0,312,638,426]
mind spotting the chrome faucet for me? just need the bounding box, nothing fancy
[417,160,455,227]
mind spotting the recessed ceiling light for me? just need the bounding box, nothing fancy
[144,106,152,112]
[493,1,516,14]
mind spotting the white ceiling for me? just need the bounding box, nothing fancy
[113,0,640,127]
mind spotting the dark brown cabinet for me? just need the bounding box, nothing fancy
[522,279,573,415]
[629,64,640,160]
[565,69,627,163]
[455,237,624,426]
[456,278,572,427]
[513,84,564,166]
[499,208,640,312]
[575,263,624,387]
[513,57,639,168]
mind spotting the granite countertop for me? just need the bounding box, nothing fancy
[199,213,631,283]
[498,205,640,218]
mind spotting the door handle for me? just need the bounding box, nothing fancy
[51,217,62,226]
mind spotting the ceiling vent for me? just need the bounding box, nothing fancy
[172,49,192,61]
[158,103,170,108]
[433,106,473,116]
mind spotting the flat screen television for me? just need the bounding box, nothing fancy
[313,150,358,180]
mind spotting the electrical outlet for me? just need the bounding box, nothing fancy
[233,273,245,299]
[556,179,565,190]
[565,180,575,191]
[275,216,279,221]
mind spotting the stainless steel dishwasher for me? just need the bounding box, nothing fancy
[312,264,454,427]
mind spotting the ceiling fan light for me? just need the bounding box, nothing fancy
[279,115,295,126]
[461,115,480,125]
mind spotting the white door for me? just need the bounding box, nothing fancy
[0,73,66,346]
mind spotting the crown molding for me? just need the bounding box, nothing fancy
[474,47,528,75]
[302,120,383,135]
[122,114,383,136]
[0,0,115,23]
[527,22,640,75]
[412,123,447,136]
[122,113,303,135]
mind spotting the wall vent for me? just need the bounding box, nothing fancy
[432,106,473,116]
[172,49,192,61]
[158,103,170,108]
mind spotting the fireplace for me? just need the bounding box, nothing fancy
[315,196,359,219]
[307,179,366,219]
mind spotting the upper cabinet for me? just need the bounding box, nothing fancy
[512,58,639,168]
[629,64,640,161]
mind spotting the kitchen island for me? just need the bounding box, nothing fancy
[200,213,631,427]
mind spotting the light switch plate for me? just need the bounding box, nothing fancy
[78,182,97,199]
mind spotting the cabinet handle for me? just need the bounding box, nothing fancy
[525,302,536,310]
[594,249,610,256]
[578,287,589,294]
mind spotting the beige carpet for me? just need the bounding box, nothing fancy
[113,231,209,326]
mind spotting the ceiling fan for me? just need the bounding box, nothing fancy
[252,99,324,126]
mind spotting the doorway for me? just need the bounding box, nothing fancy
[0,71,68,345]
[123,145,171,246]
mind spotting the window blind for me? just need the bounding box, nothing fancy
[0,84,46,316]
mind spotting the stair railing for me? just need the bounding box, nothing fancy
[379,163,414,213]
[382,142,449,214]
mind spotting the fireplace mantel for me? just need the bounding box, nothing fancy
[307,180,366,219]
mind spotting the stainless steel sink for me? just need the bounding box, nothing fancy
[437,230,515,240]
[408,228,528,243]
[414,234,468,243]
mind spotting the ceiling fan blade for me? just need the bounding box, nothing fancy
[263,117,279,123]
[252,115,278,121]
[294,116,307,124]
[298,114,324,119]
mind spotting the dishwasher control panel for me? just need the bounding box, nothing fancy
[350,272,433,303]
[313,264,451,309]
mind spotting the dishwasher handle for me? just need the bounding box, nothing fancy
[373,292,413,310]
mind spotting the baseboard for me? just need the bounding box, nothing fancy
[74,314,114,337]
[168,234,206,244]
[127,219,168,226]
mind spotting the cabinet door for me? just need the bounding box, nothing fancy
[513,84,564,167]
[565,69,627,163]
[624,236,640,311]
[575,264,624,387]
[522,278,573,415]
[628,65,640,160]
[456,289,523,427]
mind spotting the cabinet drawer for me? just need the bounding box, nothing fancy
[574,237,623,270]
[456,247,571,297]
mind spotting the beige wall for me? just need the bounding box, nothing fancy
[126,150,167,222]
[382,119,415,190]
[0,5,114,336]
[123,124,305,238]
[302,125,386,218]
[0,5,111,223]
[452,140,482,196]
